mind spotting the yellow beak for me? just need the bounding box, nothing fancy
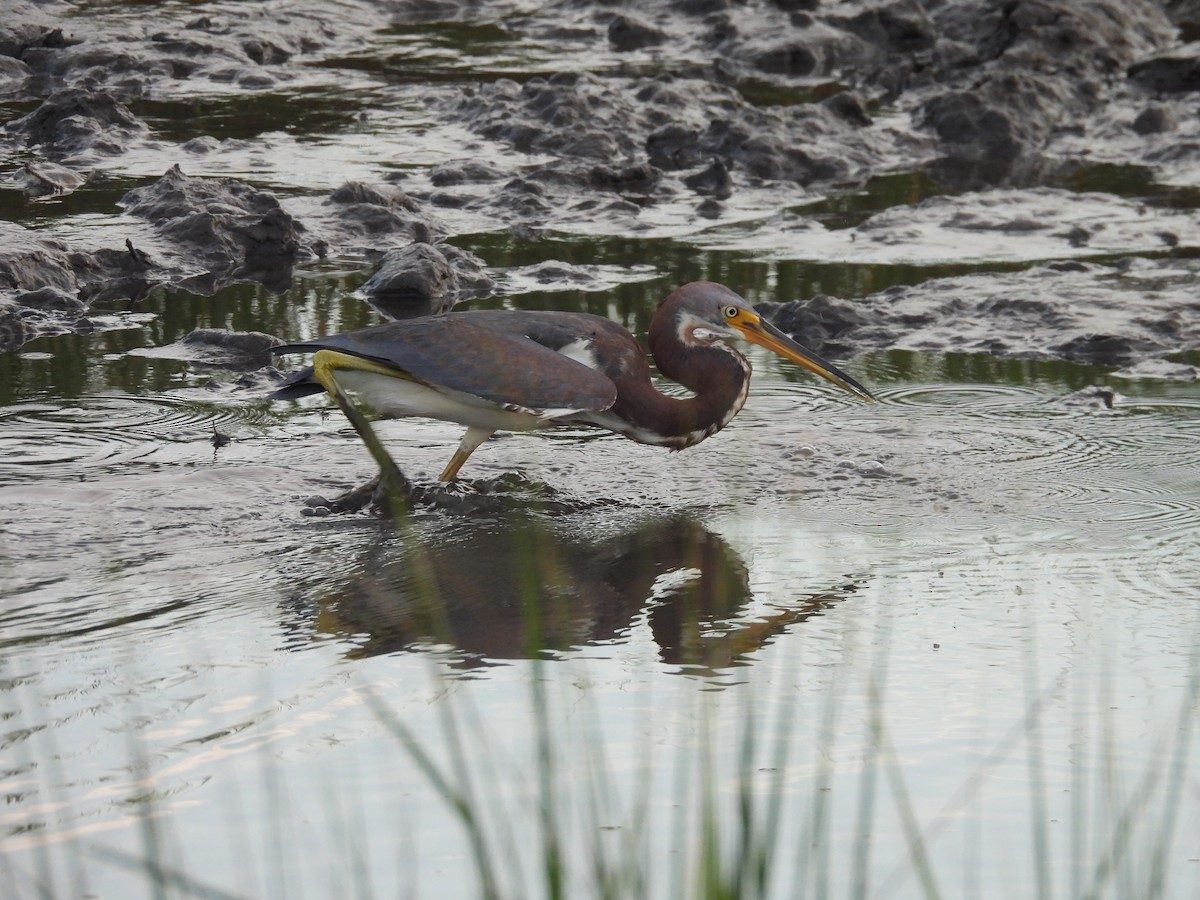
[734,314,874,402]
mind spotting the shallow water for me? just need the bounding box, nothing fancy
[3,322,1198,897]
[3,4,1200,899]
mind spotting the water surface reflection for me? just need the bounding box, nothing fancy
[300,513,859,678]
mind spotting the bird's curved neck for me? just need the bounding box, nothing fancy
[613,321,750,448]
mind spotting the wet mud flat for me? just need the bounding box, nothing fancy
[2,0,1200,374]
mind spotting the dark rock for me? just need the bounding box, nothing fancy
[182,328,283,368]
[607,14,666,52]
[429,191,469,208]
[241,38,291,65]
[705,117,846,184]
[182,136,223,153]
[1058,385,1118,408]
[839,3,935,54]
[702,13,738,47]
[822,90,872,126]
[971,0,1170,74]
[1058,225,1091,247]
[1128,52,1200,92]
[646,124,705,171]
[754,43,819,76]
[678,0,730,14]
[0,24,43,58]
[761,293,872,355]
[1165,1,1200,40]
[1051,333,1160,366]
[329,182,410,207]
[921,90,1019,149]
[1112,359,1200,381]
[0,221,168,346]
[0,24,79,57]
[233,207,309,286]
[911,0,1176,187]
[512,260,596,285]
[447,73,643,163]
[1132,103,1175,134]
[683,158,732,199]
[0,55,32,93]
[429,161,503,186]
[359,242,494,318]
[590,162,661,194]
[0,223,78,295]
[919,90,1029,187]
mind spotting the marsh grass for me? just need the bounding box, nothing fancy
[359,652,1199,900]
[11,643,1199,900]
[355,543,1200,900]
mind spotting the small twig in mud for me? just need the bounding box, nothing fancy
[125,238,152,267]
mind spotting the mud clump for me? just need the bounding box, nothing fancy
[0,224,80,296]
[182,328,281,369]
[0,306,27,351]
[607,14,667,52]
[360,242,494,319]
[0,287,95,350]
[758,293,874,358]
[1128,51,1200,93]
[6,88,146,161]
[908,0,1176,189]
[0,224,85,349]
[763,258,1200,368]
[120,165,320,294]
[1058,386,1119,409]
[322,182,445,249]
[440,70,883,227]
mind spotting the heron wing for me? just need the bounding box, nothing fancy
[274,316,618,414]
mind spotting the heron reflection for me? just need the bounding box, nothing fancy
[301,513,860,678]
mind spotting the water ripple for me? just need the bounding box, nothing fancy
[0,395,269,478]
[761,380,1200,539]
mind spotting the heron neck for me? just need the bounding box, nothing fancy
[616,341,750,448]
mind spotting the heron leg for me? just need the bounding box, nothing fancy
[440,426,494,482]
[312,350,412,515]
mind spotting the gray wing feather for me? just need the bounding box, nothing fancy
[273,316,618,413]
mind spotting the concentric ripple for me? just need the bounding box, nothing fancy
[865,382,1200,533]
[0,394,265,480]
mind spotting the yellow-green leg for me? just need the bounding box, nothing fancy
[440,426,494,482]
[312,350,412,515]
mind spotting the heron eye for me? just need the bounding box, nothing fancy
[723,305,738,319]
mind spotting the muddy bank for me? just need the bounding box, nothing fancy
[2,0,1200,365]
[761,256,1200,366]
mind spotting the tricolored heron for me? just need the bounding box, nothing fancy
[271,281,872,509]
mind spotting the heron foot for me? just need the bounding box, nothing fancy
[302,463,413,517]
[302,477,379,516]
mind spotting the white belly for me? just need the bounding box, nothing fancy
[337,369,551,433]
